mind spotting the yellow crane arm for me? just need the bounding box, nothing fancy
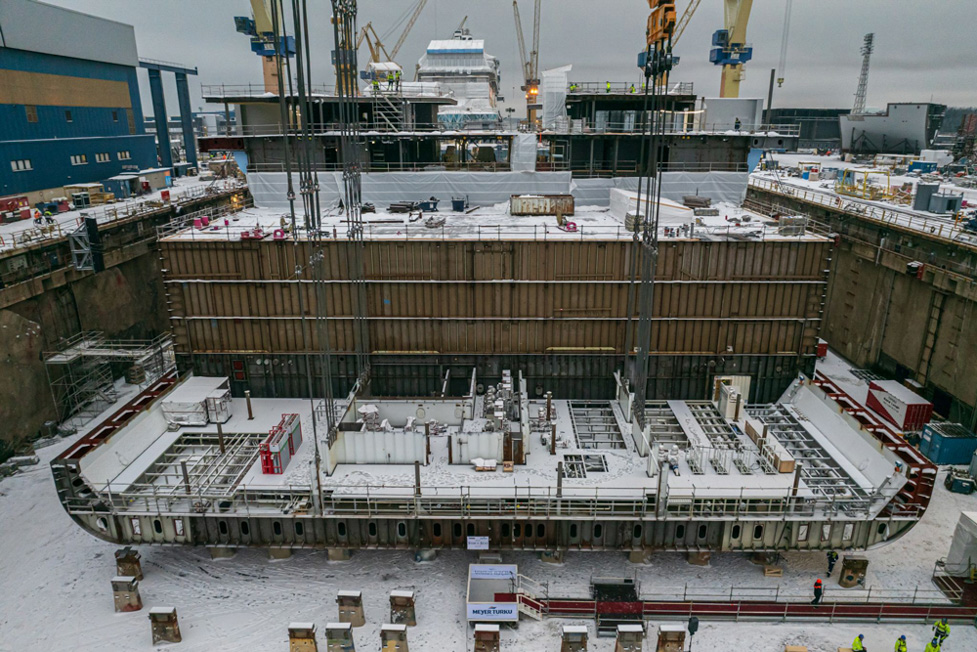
[389,0,428,61]
[673,0,702,45]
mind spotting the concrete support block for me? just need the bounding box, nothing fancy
[209,547,236,559]
[540,549,565,564]
[628,550,650,564]
[268,548,292,560]
[413,549,437,562]
[327,548,351,562]
[686,551,711,566]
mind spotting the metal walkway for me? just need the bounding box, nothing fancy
[527,597,977,625]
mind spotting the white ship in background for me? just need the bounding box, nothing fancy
[416,27,502,129]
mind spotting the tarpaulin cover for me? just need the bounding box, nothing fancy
[510,134,538,172]
[247,171,747,210]
[248,171,573,210]
[946,512,977,570]
[541,65,572,130]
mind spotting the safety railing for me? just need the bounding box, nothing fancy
[0,181,245,255]
[201,83,453,101]
[637,584,953,606]
[566,81,694,95]
[246,161,511,173]
[561,121,800,137]
[749,175,974,246]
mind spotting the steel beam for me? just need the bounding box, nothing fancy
[175,72,198,168]
[147,68,173,169]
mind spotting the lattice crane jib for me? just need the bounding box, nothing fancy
[852,33,875,115]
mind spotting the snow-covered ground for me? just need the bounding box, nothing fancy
[3,380,976,651]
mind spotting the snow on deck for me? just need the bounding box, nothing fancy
[158,201,824,244]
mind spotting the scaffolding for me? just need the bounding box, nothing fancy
[45,332,176,429]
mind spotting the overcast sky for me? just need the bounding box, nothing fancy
[42,0,977,117]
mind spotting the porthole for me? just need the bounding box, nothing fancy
[501,523,511,538]
[338,522,347,537]
[153,519,163,535]
[593,524,603,539]
[294,521,304,536]
[467,523,476,537]
[675,524,685,539]
[453,523,462,539]
[753,524,764,540]
[697,524,707,540]
[273,521,283,536]
[432,522,442,538]
[96,517,108,532]
[632,524,642,540]
[513,523,522,537]
[731,524,742,539]
[876,523,887,536]
[368,521,378,537]
[536,523,545,539]
[569,523,579,539]
[397,522,407,538]
[240,521,250,536]
[218,520,228,536]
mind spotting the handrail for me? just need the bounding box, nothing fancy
[0,181,245,256]
[206,121,800,138]
[749,175,975,247]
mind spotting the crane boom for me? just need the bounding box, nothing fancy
[672,0,702,45]
[356,22,392,64]
[389,0,428,61]
[776,0,793,86]
[513,1,531,82]
[530,0,541,80]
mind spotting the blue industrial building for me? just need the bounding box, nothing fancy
[0,0,158,202]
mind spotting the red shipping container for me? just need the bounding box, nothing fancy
[0,196,29,213]
[866,380,933,431]
[161,190,171,202]
[816,338,828,358]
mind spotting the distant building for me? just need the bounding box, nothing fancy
[0,0,157,202]
[143,111,236,165]
[767,108,850,151]
[839,102,946,154]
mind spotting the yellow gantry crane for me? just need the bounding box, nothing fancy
[664,0,756,97]
[713,0,754,97]
[233,0,296,93]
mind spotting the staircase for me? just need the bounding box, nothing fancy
[516,574,548,621]
[374,95,404,131]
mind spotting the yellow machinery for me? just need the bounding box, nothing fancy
[835,169,892,201]
[234,0,296,93]
[672,0,702,45]
[713,0,754,97]
[355,0,428,86]
[666,1,755,97]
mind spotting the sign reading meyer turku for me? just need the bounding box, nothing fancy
[466,564,519,623]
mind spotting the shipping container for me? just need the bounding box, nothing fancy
[919,423,977,465]
[0,196,30,213]
[866,379,933,431]
[509,194,575,216]
[816,338,828,358]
